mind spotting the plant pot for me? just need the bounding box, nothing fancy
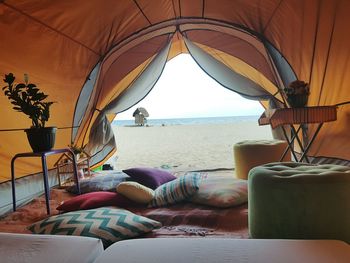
[286,94,309,108]
[24,127,57,152]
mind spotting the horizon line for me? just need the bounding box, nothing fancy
[114,114,261,121]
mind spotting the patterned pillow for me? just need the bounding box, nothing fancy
[150,173,201,207]
[66,172,132,194]
[122,167,177,189]
[116,182,154,204]
[190,175,248,208]
[28,208,161,248]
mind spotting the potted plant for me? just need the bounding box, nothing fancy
[68,143,88,179]
[2,73,56,152]
[284,80,310,108]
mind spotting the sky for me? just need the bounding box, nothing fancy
[116,54,264,120]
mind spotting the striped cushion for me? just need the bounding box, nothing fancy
[150,173,201,207]
[28,208,161,248]
[190,175,248,208]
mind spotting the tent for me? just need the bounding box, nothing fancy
[0,1,349,214]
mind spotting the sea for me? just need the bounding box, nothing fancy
[112,115,260,127]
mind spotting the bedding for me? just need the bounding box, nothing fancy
[94,238,350,263]
[0,171,249,242]
[0,232,104,263]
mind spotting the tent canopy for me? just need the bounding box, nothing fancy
[1,0,349,183]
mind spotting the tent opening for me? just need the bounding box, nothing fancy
[106,54,272,173]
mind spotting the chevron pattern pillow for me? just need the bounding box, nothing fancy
[150,172,201,207]
[28,208,161,247]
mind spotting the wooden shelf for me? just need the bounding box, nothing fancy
[258,106,337,129]
[54,152,91,187]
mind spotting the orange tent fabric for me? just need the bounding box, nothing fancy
[1,0,349,182]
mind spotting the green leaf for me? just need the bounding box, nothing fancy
[27,84,36,89]
[4,73,15,84]
[21,92,27,100]
[15,83,25,90]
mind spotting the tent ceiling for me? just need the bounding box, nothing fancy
[0,0,349,182]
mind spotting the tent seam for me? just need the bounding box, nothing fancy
[317,2,338,106]
[202,0,205,18]
[262,0,284,34]
[171,0,177,18]
[179,0,182,17]
[1,2,100,56]
[133,0,152,25]
[308,0,322,87]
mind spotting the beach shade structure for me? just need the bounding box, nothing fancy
[0,1,350,215]
[133,107,149,126]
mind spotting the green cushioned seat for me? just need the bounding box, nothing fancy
[248,162,350,243]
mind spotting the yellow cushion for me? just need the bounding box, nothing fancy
[116,182,154,204]
[233,140,290,180]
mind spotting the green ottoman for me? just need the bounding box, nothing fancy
[248,162,350,243]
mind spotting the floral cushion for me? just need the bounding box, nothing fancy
[28,207,161,248]
[150,172,201,207]
[190,174,248,208]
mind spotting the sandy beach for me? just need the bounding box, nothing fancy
[109,120,273,173]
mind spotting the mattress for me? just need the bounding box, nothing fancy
[0,232,104,263]
[94,238,350,263]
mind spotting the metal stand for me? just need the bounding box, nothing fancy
[258,106,337,163]
[11,148,81,215]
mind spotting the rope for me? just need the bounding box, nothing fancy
[0,126,79,132]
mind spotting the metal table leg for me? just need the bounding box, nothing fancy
[290,125,310,163]
[41,154,51,215]
[11,156,17,212]
[10,148,81,215]
[280,125,300,161]
[299,123,324,162]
